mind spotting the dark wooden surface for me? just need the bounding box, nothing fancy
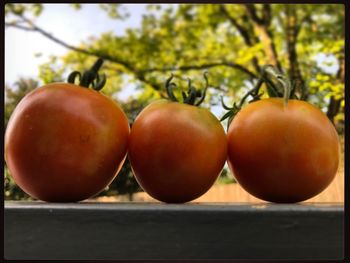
[4,201,344,260]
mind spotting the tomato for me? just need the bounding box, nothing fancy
[227,98,340,203]
[4,59,130,202]
[128,75,227,203]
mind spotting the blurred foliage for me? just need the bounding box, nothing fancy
[96,158,141,201]
[4,4,345,200]
[4,78,39,201]
[5,3,43,17]
[38,56,66,84]
[216,168,236,185]
[4,166,33,201]
[4,78,39,128]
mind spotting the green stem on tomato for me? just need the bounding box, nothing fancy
[261,65,283,98]
[279,75,291,107]
[164,72,209,106]
[67,58,106,91]
[165,74,178,102]
[262,65,291,107]
[220,64,292,128]
[195,72,209,106]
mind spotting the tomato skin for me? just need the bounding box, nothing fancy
[227,98,340,203]
[128,100,227,203]
[5,83,130,202]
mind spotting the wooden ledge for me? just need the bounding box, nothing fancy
[4,201,344,260]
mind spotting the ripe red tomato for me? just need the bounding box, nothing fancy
[227,98,340,203]
[128,75,227,203]
[5,60,129,202]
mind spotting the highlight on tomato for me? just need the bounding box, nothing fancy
[4,58,130,202]
[128,73,227,203]
[221,65,340,203]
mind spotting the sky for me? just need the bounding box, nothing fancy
[5,4,148,85]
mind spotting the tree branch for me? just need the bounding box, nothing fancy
[327,54,344,124]
[5,13,169,92]
[5,22,35,31]
[219,5,260,73]
[139,62,257,79]
[245,4,264,25]
[295,13,313,37]
[285,5,306,99]
[244,4,282,71]
[18,15,137,70]
[262,4,272,26]
[219,5,253,46]
[6,12,258,94]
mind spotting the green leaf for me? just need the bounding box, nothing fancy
[220,111,234,122]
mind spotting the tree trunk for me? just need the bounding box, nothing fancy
[327,55,344,129]
[255,24,281,70]
[285,5,306,99]
[245,4,282,71]
[326,97,341,124]
[219,5,261,74]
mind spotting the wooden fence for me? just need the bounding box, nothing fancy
[93,147,344,203]
[94,164,344,203]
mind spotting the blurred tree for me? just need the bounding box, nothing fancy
[5,4,344,126]
[4,78,39,128]
[4,78,39,200]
